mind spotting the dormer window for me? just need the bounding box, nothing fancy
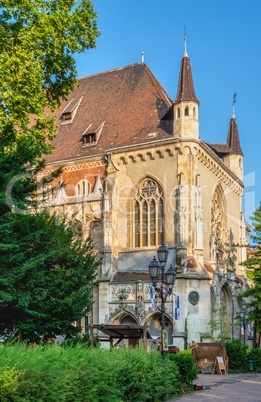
[63,111,73,121]
[81,122,105,147]
[61,96,83,124]
[82,132,96,144]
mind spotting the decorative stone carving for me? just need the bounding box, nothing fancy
[111,285,135,302]
[175,181,189,247]
[176,245,187,273]
[188,291,199,305]
[210,186,227,263]
[193,181,203,251]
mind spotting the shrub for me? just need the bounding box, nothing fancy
[167,350,197,394]
[248,347,261,372]
[226,339,248,371]
[0,344,122,402]
[0,365,23,401]
[61,333,100,348]
[114,348,180,402]
[0,345,196,401]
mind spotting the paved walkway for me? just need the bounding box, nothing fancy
[168,373,261,401]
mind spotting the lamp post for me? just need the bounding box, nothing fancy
[148,244,176,360]
[240,299,249,345]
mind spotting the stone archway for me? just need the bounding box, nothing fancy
[148,312,173,345]
[121,315,138,325]
[220,283,232,340]
[112,313,139,347]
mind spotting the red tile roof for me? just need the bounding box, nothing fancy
[45,63,173,164]
[206,142,232,157]
[206,116,243,158]
[112,271,151,283]
[44,60,242,165]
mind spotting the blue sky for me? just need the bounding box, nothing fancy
[75,0,261,225]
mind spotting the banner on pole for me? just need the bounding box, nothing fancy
[149,285,156,312]
[174,294,180,320]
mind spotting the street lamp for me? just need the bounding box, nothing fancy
[148,244,176,360]
[240,299,249,345]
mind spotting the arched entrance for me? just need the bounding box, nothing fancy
[120,314,139,347]
[220,283,232,340]
[148,312,173,345]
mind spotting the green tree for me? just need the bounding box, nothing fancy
[0,211,100,343]
[0,1,100,342]
[242,203,261,346]
[0,0,99,214]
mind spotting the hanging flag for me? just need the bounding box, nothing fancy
[162,283,169,303]
[241,323,244,336]
[149,285,156,312]
[174,294,180,320]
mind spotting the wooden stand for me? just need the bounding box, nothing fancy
[189,342,229,374]
[213,356,227,375]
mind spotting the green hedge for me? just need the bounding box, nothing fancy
[248,347,261,372]
[167,350,197,389]
[226,339,261,373]
[226,339,249,371]
[0,345,197,402]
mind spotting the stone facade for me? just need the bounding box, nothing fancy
[40,48,250,349]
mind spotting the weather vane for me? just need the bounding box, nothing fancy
[232,92,237,115]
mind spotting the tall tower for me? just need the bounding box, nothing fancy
[173,37,200,139]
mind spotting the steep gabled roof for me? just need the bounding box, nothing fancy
[45,63,173,163]
[206,115,243,158]
[227,116,243,155]
[205,142,231,157]
[173,53,199,104]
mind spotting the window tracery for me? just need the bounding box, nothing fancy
[210,185,227,261]
[90,220,103,251]
[133,178,164,248]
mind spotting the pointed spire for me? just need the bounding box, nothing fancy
[173,49,199,104]
[227,116,243,155]
[93,170,103,194]
[88,170,103,200]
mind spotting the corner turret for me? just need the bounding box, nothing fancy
[223,105,244,181]
[172,39,199,139]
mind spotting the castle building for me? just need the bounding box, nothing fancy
[40,45,249,348]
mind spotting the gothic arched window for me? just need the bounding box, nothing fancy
[185,106,189,116]
[210,184,227,261]
[133,178,164,248]
[90,220,103,251]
